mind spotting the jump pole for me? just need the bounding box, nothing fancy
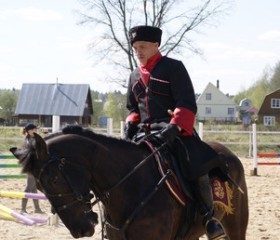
[27,215,48,224]
[251,123,280,168]
[0,191,47,200]
[0,206,47,224]
[0,211,16,221]
[257,152,280,158]
[0,154,14,159]
[0,174,26,179]
[257,152,280,165]
[0,163,20,168]
[0,159,26,178]
[0,204,35,225]
[258,162,280,166]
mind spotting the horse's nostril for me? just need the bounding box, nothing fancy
[87,211,98,224]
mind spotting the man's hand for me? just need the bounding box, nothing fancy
[160,124,180,146]
[125,122,139,140]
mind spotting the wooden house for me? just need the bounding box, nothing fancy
[196,81,237,123]
[258,88,280,126]
[14,83,93,128]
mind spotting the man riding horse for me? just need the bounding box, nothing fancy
[125,25,226,239]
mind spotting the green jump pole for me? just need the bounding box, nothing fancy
[0,155,15,159]
[0,164,20,168]
[0,175,26,179]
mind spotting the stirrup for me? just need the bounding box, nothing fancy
[205,217,228,240]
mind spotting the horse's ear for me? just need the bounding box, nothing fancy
[10,147,29,163]
[10,147,33,173]
[33,133,49,162]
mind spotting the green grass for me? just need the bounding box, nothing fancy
[0,127,22,138]
[1,125,279,157]
[197,123,280,157]
[0,139,22,154]
[0,127,23,153]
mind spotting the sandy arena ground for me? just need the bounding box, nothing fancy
[0,157,279,240]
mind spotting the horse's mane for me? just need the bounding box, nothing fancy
[15,126,136,174]
[43,131,63,141]
[60,125,135,148]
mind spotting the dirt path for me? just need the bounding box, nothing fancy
[0,158,279,239]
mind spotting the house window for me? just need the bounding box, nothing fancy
[205,107,211,114]
[228,108,235,115]
[271,98,280,108]
[264,116,275,126]
[205,93,212,101]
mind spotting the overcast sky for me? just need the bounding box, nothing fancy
[0,0,279,95]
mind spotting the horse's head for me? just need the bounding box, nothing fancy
[10,132,98,238]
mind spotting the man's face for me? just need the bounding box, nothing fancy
[132,41,159,65]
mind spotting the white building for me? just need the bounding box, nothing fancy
[196,81,237,122]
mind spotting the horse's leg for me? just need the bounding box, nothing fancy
[205,142,249,240]
[222,190,248,239]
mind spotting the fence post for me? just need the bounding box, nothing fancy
[52,115,60,132]
[248,131,252,157]
[252,123,258,176]
[198,122,203,140]
[120,121,125,138]
[107,118,113,136]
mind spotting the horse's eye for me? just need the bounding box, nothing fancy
[52,176,58,184]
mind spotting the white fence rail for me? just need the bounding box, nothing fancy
[1,121,279,175]
[1,120,279,154]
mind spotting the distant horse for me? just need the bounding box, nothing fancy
[10,126,248,240]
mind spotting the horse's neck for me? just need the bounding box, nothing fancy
[90,137,143,191]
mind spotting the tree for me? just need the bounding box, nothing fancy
[77,0,233,88]
[233,68,271,109]
[269,61,280,92]
[103,91,127,126]
[91,90,106,126]
[0,89,18,125]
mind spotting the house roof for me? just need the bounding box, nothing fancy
[196,82,235,105]
[15,83,91,116]
[239,98,252,106]
[258,88,280,115]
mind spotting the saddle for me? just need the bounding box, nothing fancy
[139,134,228,201]
[138,134,233,239]
[141,136,192,204]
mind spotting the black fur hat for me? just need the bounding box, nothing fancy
[129,25,162,46]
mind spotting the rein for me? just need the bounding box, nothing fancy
[106,170,172,240]
[103,142,167,194]
[96,142,173,240]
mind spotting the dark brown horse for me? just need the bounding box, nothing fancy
[10,126,248,239]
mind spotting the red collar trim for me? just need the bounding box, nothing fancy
[139,51,162,85]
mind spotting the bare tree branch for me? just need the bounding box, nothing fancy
[76,0,234,89]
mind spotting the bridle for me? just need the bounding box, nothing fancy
[34,142,172,240]
[36,154,94,214]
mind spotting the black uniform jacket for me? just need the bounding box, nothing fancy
[126,56,197,127]
[126,56,219,180]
